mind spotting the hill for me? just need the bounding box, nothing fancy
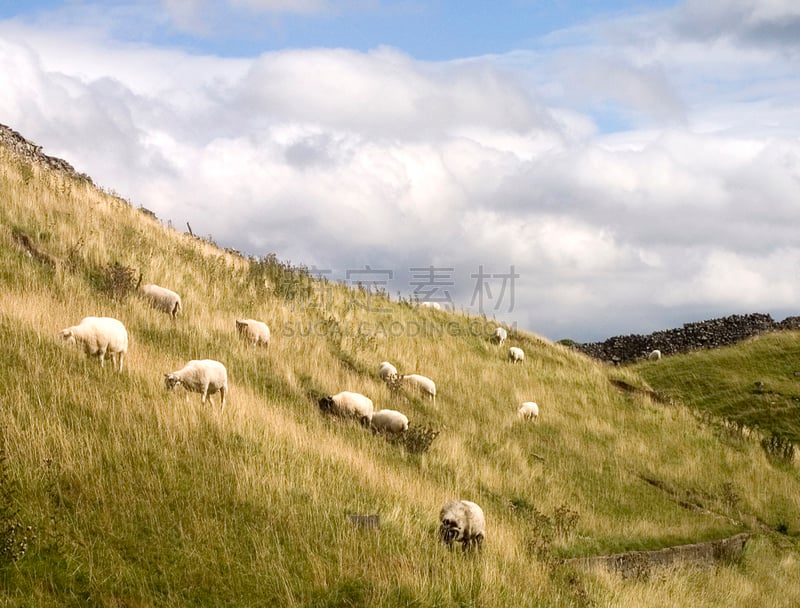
[1,126,799,607]
[634,330,800,449]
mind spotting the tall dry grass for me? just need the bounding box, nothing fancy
[0,145,799,606]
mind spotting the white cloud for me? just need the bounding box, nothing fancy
[1,1,800,342]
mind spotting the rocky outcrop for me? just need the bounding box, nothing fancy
[578,313,799,364]
[0,123,92,183]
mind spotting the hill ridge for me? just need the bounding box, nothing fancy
[578,312,800,364]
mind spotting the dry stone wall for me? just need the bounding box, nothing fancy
[0,123,92,182]
[578,313,800,364]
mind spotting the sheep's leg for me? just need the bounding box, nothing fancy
[219,387,226,411]
[201,384,209,404]
[118,352,124,373]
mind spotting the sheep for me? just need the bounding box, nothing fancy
[378,361,398,383]
[492,327,507,346]
[236,319,270,347]
[318,391,374,425]
[419,301,441,310]
[648,349,662,361]
[165,359,228,410]
[140,283,182,319]
[517,401,539,421]
[59,316,128,372]
[399,373,436,405]
[439,499,485,552]
[508,346,525,363]
[370,409,409,435]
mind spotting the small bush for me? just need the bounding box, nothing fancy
[761,433,795,463]
[93,261,139,301]
[389,424,439,455]
[525,504,580,561]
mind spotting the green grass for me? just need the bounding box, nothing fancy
[633,332,800,446]
[0,144,799,606]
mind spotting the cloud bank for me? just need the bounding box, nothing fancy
[1,0,799,341]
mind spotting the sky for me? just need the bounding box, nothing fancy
[1,0,799,342]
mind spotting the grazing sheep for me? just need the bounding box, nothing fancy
[492,327,508,346]
[517,401,539,421]
[370,409,409,435]
[378,361,398,383]
[508,346,525,363]
[140,283,182,319]
[399,374,436,405]
[236,319,271,347]
[318,391,374,425]
[419,301,441,310]
[59,316,128,372]
[439,500,485,552]
[648,349,662,361]
[165,359,228,409]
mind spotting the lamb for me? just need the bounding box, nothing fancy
[648,349,662,361]
[517,401,539,421]
[399,374,436,405]
[492,327,507,346]
[236,319,271,347]
[508,346,525,363]
[59,316,128,372]
[378,361,398,383]
[318,391,374,425]
[165,359,228,410]
[140,283,182,319]
[439,499,485,552]
[370,409,409,435]
[419,301,441,310]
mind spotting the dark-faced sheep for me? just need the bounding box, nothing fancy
[318,391,374,426]
[439,499,485,552]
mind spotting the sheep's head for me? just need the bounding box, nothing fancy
[235,320,248,334]
[59,328,75,343]
[439,517,462,545]
[164,374,182,390]
[318,396,335,413]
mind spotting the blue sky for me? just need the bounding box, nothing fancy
[1,0,800,341]
[0,1,675,59]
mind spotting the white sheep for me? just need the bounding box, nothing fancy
[59,316,128,372]
[419,301,442,310]
[236,319,271,347]
[165,359,228,409]
[439,499,486,552]
[648,349,662,361]
[399,373,436,405]
[318,391,374,425]
[508,346,525,363]
[517,401,539,421]
[378,361,398,383]
[140,283,182,319]
[370,409,409,435]
[492,327,508,346]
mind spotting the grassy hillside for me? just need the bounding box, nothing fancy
[1,140,799,607]
[634,331,800,450]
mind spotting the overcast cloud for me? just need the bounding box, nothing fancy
[1,0,799,341]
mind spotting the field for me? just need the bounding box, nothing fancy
[1,142,799,607]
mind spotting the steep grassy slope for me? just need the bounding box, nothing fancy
[1,141,799,607]
[634,332,800,447]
